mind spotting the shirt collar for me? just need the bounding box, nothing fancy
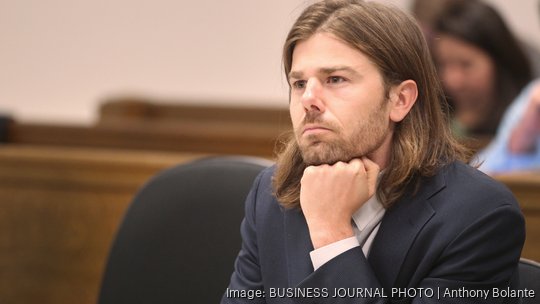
[352,194,385,232]
[352,171,385,232]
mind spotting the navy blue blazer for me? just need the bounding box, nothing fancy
[222,161,525,303]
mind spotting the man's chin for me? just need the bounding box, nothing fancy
[300,148,359,166]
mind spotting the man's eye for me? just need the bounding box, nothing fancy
[328,76,345,84]
[292,80,306,89]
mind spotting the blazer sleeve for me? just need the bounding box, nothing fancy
[293,203,525,304]
[221,170,267,304]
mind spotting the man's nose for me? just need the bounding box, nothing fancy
[301,78,325,112]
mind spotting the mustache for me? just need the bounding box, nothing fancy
[304,111,323,125]
[296,111,338,133]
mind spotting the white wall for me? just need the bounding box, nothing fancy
[485,0,540,50]
[0,0,535,125]
[0,0,300,124]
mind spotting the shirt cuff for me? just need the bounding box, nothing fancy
[309,236,360,271]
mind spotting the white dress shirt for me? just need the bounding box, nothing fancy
[309,194,385,271]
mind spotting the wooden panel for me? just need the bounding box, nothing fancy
[0,189,132,304]
[496,172,540,261]
[522,213,540,262]
[7,121,288,157]
[4,100,292,158]
[0,145,203,304]
[98,98,291,126]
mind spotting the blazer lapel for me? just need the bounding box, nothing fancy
[368,171,446,288]
[284,207,314,287]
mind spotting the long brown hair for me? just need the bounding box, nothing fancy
[273,0,471,209]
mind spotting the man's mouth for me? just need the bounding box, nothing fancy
[302,124,331,136]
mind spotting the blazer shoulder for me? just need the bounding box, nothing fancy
[434,161,520,213]
[246,165,282,217]
[251,165,276,202]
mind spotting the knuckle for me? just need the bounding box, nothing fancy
[303,166,315,176]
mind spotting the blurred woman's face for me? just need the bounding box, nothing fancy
[434,34,496,131]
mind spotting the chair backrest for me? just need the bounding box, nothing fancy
[98,156,272,304]
[519,258,540,304]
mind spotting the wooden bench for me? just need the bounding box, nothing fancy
[0,144,203,304]
[6,101,292,158]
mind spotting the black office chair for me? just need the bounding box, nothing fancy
[98,156,272,304]
[519,258,540,304]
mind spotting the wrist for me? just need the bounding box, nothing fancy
[307,222,354,249]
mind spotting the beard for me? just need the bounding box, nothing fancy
[295,101,389,166]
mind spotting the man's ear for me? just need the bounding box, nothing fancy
[388,80,418,122]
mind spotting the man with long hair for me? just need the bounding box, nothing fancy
[222,1,525,303]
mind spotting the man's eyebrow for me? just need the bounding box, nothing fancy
[288,66,360,80]
[288,71,303,80]
[320,66,360,76]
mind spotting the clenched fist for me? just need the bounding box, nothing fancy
[300,157,379,249]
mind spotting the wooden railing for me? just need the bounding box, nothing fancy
[6,101,292,158]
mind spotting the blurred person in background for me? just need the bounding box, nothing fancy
[411,0,451,47]
[477,79,540,173]
[430,0,533,141]
[509,86,540,155]
[459,0,540,174]
[412,0,540,173]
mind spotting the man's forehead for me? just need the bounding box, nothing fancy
[289,33,376,72]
